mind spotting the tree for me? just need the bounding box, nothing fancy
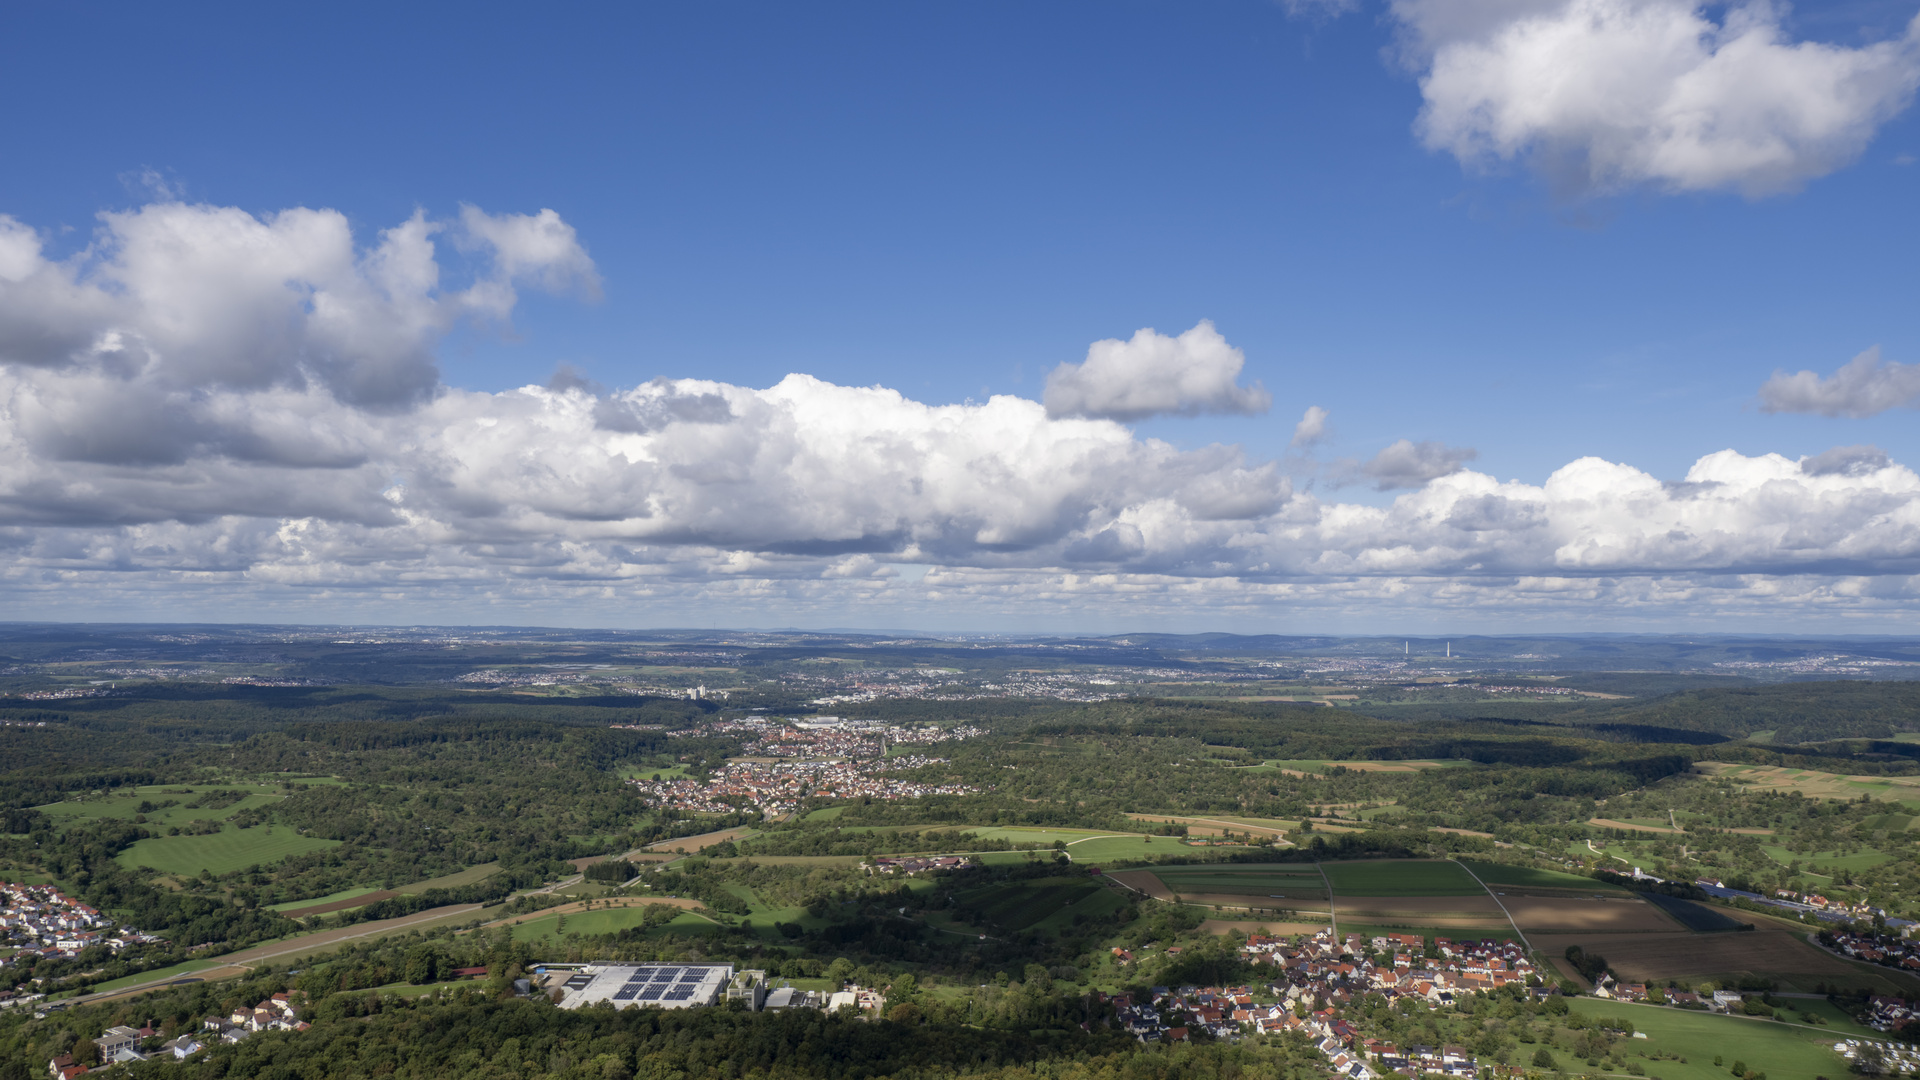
[405,944,439,985]
[1531,1048,1556,1069]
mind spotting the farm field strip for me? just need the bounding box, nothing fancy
[1457,860,1633,893]
[1322,859,1486,896]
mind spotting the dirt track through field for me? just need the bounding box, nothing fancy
[219,903,486,964]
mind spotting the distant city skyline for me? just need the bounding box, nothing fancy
[2,1,1919,631]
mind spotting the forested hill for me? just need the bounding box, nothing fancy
[1560,682,1920,745]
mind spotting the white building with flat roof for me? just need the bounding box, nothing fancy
[553,963,734,1010]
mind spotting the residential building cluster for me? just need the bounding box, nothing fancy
[1824,930,1920,973]
[1241,931,1538,1000]
[864,855,975,875]
[628,755,975,816]
[1696,879,1901,926]
[42,993,304,1075]
[1,882,161,967]
[782,665,1258,706]
[1864,995,1918,1032]
[1103,932,1544,1077]
[6,689,107,701]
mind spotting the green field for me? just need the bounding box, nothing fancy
[116,825,341,877]
[803,806,847,822]
[1322,859,1484,896]
[1565,998,1849,1080]
[1458,860,1632,893]
[1063,835,1196,863]
[1151,865,1329,900]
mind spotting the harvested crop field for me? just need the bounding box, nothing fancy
[1528,929,1860,989]
[1501,895,1678,933]
[645,827,752,853]
[1337,894,1511,929]
[1106,869,1173,900]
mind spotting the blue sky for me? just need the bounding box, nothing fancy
[3,0,1920,630]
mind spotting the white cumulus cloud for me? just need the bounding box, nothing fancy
[1759,346,1920,417]
[1396,0,1920,196]
[1043,320,1272,421]
[6,200,1920,626]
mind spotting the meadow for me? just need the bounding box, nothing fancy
[115,825,341,877]
[1565,997,1849,1080]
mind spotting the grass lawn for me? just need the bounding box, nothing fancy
[116,825,341,877]
[1322,859,1485,896]
[1566,997,1849,1080]
[83,959,219,994]
[269,886,381,911]
[1458,860,1632,893]
[803,806,847,822]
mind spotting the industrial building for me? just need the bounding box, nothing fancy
[547,963,735,1009]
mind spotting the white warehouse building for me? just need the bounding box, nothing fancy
[550,963,735,1009]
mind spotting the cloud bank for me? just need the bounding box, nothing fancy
[6,201,1920,625]
[1393,0,1920,196]
[1759,346,1920,417]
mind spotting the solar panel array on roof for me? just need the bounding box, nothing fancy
[557,963,734,1010]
